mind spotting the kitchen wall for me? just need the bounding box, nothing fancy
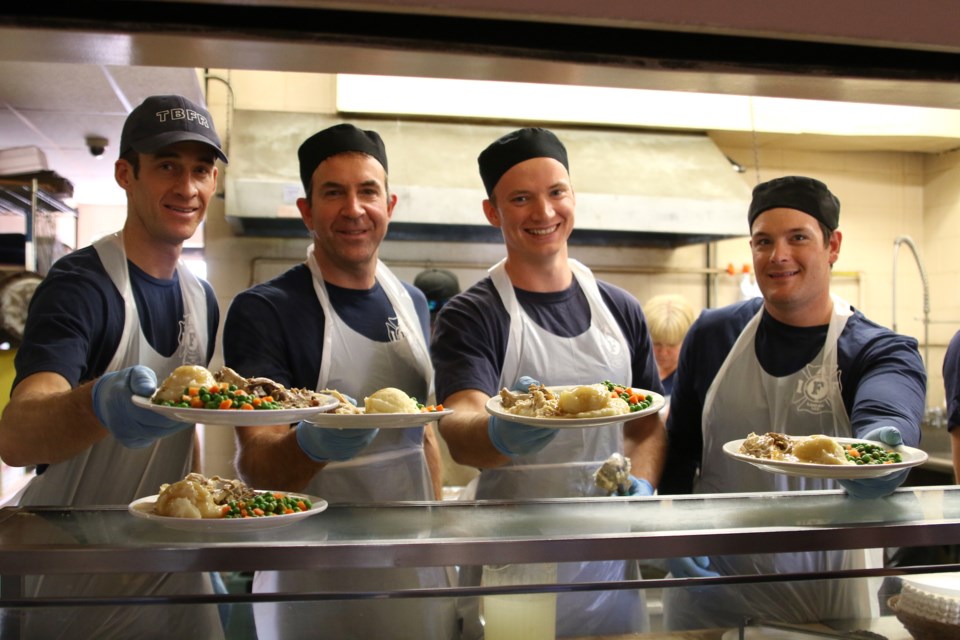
[70,70,958,479]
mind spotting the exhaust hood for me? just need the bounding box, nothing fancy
[224,112,751,248]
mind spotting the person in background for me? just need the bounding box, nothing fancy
[0,94,226,638]
[223,123,455,640]
[660,175,925,630]
[943,330,960,482]
[643,293,696,397]
[414,267,461,336]
[431,127,666,637]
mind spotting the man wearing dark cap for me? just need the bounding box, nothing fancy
[223,123,455,640]
[414,267,461,334]
[659,175,925,629]
[0,94,226,638]
[431,127,666,637]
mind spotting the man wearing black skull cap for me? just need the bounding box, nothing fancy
[223,123,454,640]
[659,175,925,629]
[430,127,666,637]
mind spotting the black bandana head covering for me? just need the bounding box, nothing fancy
[298,123,388,192]
[477,127,569,196]
[748,175,840,231]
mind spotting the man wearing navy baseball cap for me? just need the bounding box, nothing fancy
[0,94,226,638]
[660,175,925,629]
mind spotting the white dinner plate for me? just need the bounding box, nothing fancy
[485,386,665,428]
[132,394,339,427]
[298,409,453,429]
[128,492,327,532]
[723,436,928,479]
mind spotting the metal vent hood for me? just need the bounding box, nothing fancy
[225,113,751,248]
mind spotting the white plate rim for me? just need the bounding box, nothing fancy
[485,385,665,428]
[128,492,328,532]
[722,436,928,479]
[132,394,340,427]
[299,408,453,429]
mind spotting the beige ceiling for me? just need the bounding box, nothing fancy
[2,1,960,205]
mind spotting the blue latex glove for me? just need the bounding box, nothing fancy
[667,556,721,579]
[92,365,193,449]
[488,376,559,456]
[838,426,908,499]
[623,475,654,496]
[296,422,378,462]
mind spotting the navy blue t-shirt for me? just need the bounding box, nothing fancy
[13,245,219,390]
[222,263,430,389]
[660,298,926,494]
[430,275,663,403]
[943,330,960,431]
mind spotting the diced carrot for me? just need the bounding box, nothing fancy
[846,447,861,458]
[187,387,200,397]
[252,508,264,516]
[283,508,294,514]
[297,500,307,510]
[208,384,220,394]
[436,404,444,411]
[252,398,262,406]
[221,505,230,516]
[239,403,254,410]
[218,399,233,410]
[273,493,284,500]
[262,396,274,403]
[240,508,248,517]
[190,397,204,408]
[628,394,640,404]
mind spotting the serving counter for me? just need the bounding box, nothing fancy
[1,485,959,638]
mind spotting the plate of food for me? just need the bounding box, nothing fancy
[298,387,452,429]
[485,381,664,428]
[134,365,340,427]
[128,473,327,533]
[723,432,928,479]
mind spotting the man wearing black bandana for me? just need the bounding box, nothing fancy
[431,127,666,637]
[223,123,455,640]
[659,176,925,629]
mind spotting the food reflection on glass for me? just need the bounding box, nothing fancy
[152,365,339,412]
[594,452,632,496]
[498,381,653,419]
[150,473,313,520]
[739,432,904,466]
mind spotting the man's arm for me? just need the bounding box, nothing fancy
[423,423,443,500]
[0,372,108,467]
[234,424,326,492]
[623,412,666,490]
[437,389,509,470]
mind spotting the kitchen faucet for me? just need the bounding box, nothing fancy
[892,235,930,368]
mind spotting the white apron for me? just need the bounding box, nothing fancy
[252,245,457,640]
[663,296,881,630]
[14,231,222,640]
[462,259,647,638]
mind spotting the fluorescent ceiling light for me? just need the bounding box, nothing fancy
[337,75,960,139]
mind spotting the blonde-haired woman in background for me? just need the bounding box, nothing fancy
[643,294,696,403]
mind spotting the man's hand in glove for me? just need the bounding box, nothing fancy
[667,556,721,579]
[92,365,194,449]
[296,422,378,462]
[488,375,559,456]
[623,475,654,496]
[838,426,908,499]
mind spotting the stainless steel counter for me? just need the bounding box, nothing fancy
[1,485,958,577]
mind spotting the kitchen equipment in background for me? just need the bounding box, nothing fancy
[892,235,930,366]
[481,563,557,640]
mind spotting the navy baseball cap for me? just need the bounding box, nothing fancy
[119,95,227,163]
